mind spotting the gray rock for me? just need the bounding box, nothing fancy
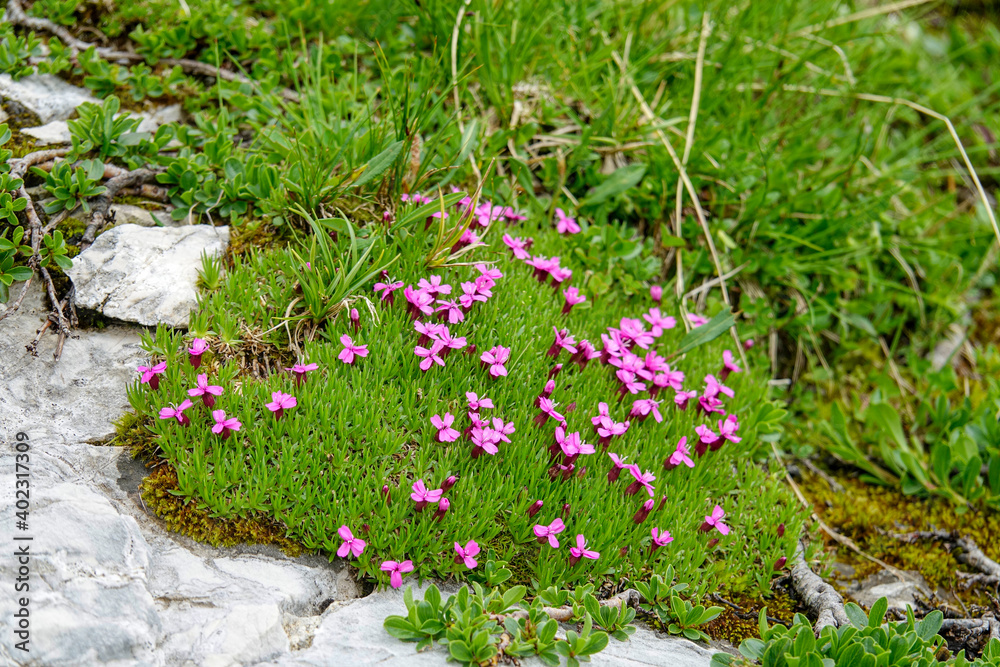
[109,204,163,228]
[67,223,229,328]
[272,584,717,667]
[0,73,97,124]
[849,569,932,614]
[0,280,146,446]
[21,119,70,144]
[134,105,182,134]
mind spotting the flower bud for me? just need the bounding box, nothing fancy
[548,364,563,379]
[434,498,450,522]
[633,499,654,524]
[774,556,787,571]
[350,308,360,332]
[658,495,667,510]
[744,338,755,350]
[442,475,457,492]
[707,538,719,548]
[777,523,785,538]
[527,500,543,517]
[561,503,570,518]
[650,285,662,302]
[382,485,391,506]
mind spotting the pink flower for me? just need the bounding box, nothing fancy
[596,417,629,448]
[188,373,224,407]
[569,340,600,369]
[434,497,451,522]
[651,527,673,550]
[534,397,565,426]
[336,525,366,558]
[338,335,369,365]
[158,399,193,426]
[600,331,626,364]
[653,368,685,395]
[696,424,720,448]
[454,540,480,569]
[624,465,656,497]
[374,279,404,304]
[630,399,663,423]
[643,308,677,337]
[502,234,531,259]
[558,429,595,462]
[285,362,319,386]
[404,285,435,318]
[687,313,709,328]
[704,374,734,399]
[475,202,504,228]
[615,370,646,396]
[720,350,742,380]
[418,275,452,297]
[137,361,167,390]
[633,498,655,524]
[410,479,443,511]
[415,341,446,371]
[466,392,494,411]
[187,339,208,368]
[569,534,599,564]
[664,437,695,470]
[607,452,629,482]
[437,328,466,355]
[414,319,445,345]
[503,207,527,223]
[431,413,460,442]
[380,560,414,588]
[525,255,558,282]
[211,410,241,440]
[549,266,573,288]
[476,264,503,281]
[592,402,612,428]
[533,518,565,548]
[562,287,587,315]
[491,417,515,443]
[265,391,297,420]
[643,351,668,374]
[611,352,653,380]
[701,505,730,536]
[480,346,510,378]
[459,281,488,309]
[674,390,698,410]
[718,414,741,445]
[619,318,655,350]
[435,300,464,324]
[650,285,663,302]
[699,394,726,415]
[473,274,494,298]
[470,427,501,457]
[548,327,578,358]
[555,208,581,234]
[454,228,481,250]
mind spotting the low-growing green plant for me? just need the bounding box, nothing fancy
[0,32,42,80]
[712,598,1000,667]
[32,159,107,215]
[68,96,146,159]
[196,251,224,292]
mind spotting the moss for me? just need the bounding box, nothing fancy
[2,100,41,133]
[226,218,285,260]
[116,195,163,211]
[802,469,1000,608]
[111,410,158,458]
[703,591,798,645]
[140,463,306,556]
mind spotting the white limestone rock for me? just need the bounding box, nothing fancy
[0,73,97,124]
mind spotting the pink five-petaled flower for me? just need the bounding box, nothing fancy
[265,391,297,420]
[688,313,709,328]
[716,414,741,448]
[652,367,685,396]
[435,300,464,324]
[437,328,466,355]
[591,402,612,430]
[137,361,167,390]
[651,527,673,551]
[607,452,629,482]
[188,338,208,368]
[643,308,677,337]
[699,394,726,416]
[615,370,646,397]
[480,346,510,378]
[338,335,369,365]
[695,424,720,457]
[286,362,319,387]
[596,416,629,448]
[336,525,366,558]
[664,436,695,470]
[188,373,224,407]
[158,399,193,426]
[431,413,460,443]
[380,560,414,589]
[470,428,501,458]
[619,317,655,350]
[476,264,503,281]
[704,374,735,399]
[548,327,578,358]
[404,286,435,319]
[562,287,586,315]
[415,341,446,371]
[458,281,488,310]
[650,285,663,302]
[410,479,443,511]
[570,339,600,370]
[454,540,480,569]
[418,275,452,297]
[502,234,531,259]
[491,417,515,443]
[624,465,656,497]
[674,389,698,410]
[211,410,241,440]
[568,534,599,564]
[373,279,404,304]
[534,397,565,426]
[532,518,565,548]
[700,505,730,536]
[720,350,742,381]
[630,398,663,423]
[466,392,494,411]
[554,208,581,234]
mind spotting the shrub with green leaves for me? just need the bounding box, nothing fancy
[712,598,1000,667]
[32,159,107,215]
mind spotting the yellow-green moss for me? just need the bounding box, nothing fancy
[803,470,1000,608]
[226,218,284,260]
[140,463,307,556]
[111,410,157,457]
[703,592,798,645]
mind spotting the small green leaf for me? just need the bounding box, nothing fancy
[582,164,646,206]
[672,310,736,357]
[352,140,404,189]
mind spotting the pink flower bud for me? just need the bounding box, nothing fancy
[619,546,629,557]
[441,475,457,492]
[650,285,662,302]
[382,485,391,506]
[777,523,785,538]
[774,556,787,570]
[527,500,543,517]
[633,499,654,524]
[548,364,563,379]
[658,495,667,510]
[707,538,719,548]
[744,338,755,350]
[434,498,450,522]
[350,308,360,332]
[561,503,570,518]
